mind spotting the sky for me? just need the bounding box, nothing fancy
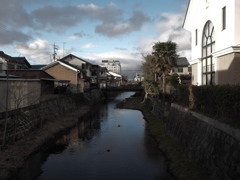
[0,0,191,78]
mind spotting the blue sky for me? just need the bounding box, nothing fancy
[0,0,191,77]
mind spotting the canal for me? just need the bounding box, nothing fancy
[18,92,172,180]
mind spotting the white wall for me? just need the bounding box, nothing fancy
[187,0,238,61]
[184,0,240,85]
[235,0,240,45]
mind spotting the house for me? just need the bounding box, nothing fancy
[12,57,32,69]
[170,57,191,75]
[0,51,31,73]
[6,69,70,95]
[133,73,144,84]
[0,79,41,112]
[41,60,84,93]
[99,67,108,88]
[107,71,122,87]
[41,54,95,93]
[183,0,240,85]
[90,65,108,89]
[121,75,128,86]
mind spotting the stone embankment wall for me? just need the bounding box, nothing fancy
[0,90,105,145]
[146,97,240,179]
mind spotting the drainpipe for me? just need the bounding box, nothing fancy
[77,70,80,93]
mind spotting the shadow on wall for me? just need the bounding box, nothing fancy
[217,52,240,85]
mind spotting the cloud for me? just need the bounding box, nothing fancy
[30,3,150,36]
[156,13,191,59]
[82,43,97,49]
[74,32,89,38]
[68,36,78,40]
[115,47,127,51]
[15,38,53,64]
[30,3,122,33]
[136,12,191,60]
[0,0,32,28]
[0,24,32,45]
[95,10,150,37]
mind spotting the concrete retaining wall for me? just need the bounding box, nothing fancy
[0,90,105,145]
[146,98,240,179]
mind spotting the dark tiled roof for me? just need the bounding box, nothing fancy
[177,57,189,67]
[60,54,94,65]
[0,51,12,61]
[6,70,55,79]
[13,57,32,68]
[31,65,47,69]
[0,51,29,66]
[0,51,20,63]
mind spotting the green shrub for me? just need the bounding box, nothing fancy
[176,85,240,128]
[167,73,179,89]
[176,85,190,107]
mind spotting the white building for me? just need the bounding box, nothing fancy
[133,73,144,84]
[183,0,240,85]
[101,60,121,74]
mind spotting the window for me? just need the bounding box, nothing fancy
[8,64,15,69]
[188,66,192,73]
[222,6,226,30]
[82,64,85,69]
[195,29,198,45]
[202,21,215,85]
[178,67,183,73]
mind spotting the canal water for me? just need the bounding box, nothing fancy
[18,92,172,180]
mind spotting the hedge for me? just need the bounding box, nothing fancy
[176,85,240,128]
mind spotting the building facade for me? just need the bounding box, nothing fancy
[101,60,121,74]
[170,57,190,75]
[0,51,31,74]
[183,0,240,85]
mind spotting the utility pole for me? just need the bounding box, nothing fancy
[62,42,66,58]
[53,43,58,61]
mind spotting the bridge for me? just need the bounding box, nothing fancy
[101,85,143,92]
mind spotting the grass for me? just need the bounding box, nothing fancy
[120,95,209,179]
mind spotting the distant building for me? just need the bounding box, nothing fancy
[170,57,191,75]
[107,71,122,87]
[133,73,144,84]
[100,60,121,74]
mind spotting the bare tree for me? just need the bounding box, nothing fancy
[1,79,41,147]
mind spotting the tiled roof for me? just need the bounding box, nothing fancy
[177,57,189,67]
[13,57,32,68]
[0,51,26,65]
[31,65,46,69]
[6,69,55,79]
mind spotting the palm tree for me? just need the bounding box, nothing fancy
[152,41,178,102]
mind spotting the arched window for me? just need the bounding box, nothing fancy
[202,21,215,85]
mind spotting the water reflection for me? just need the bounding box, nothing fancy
[18,92,172,180]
